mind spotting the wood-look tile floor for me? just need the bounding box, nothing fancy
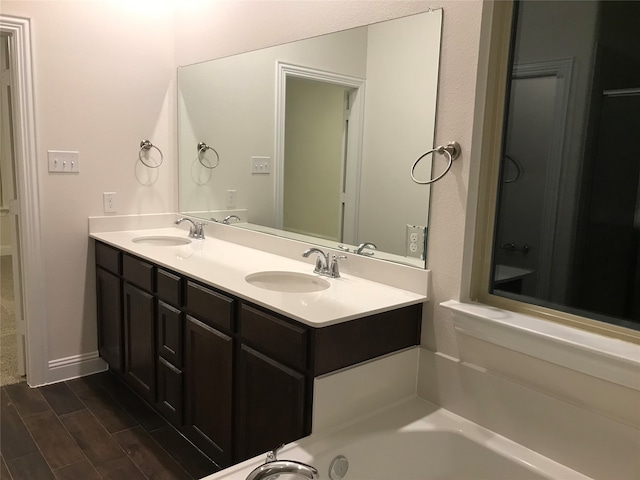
[0,371,220,480]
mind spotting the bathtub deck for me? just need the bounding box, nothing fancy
[202,397,592,480]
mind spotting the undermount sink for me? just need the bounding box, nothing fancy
[245,271,331,293]
[132,235,192,247]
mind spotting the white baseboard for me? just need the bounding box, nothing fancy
[38,351,108,386]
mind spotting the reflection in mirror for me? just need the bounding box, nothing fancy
[178,9,442,268]
[491,1,640,332]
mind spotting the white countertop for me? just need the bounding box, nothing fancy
[90,227,426,327]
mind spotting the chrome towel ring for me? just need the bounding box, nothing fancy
[197,142,220,169]
[138,140,163,168]
[410,141,461,185]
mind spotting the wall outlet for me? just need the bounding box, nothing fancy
[48,150,79,173]
[406,224,426,259]
[225,189,237,208]
[251,156,270,174]
[103,192,117,213]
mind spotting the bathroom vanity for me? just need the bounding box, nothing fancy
[91,227,425,468]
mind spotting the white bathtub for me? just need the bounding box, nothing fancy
[203,398,591,480]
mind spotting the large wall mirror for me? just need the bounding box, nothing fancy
[178,9,442,268]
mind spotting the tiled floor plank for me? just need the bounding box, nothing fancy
[93,456,146,480]
[59,409,125,467]
[4,383,51,418]
[0,389,39,461]
[74,384,138,434]
[114,426,192,480]
[64,375,101,394]
[151,425,220,478]
[5,452,54,480]
[52,460,101,480]
[39,383,85,416]
[3,372,215,480]
[1,455,14,480]
[21,411,85,470]
[96,372,167,432]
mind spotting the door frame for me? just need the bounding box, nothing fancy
[1,15,48,386]
[274,62,365,243]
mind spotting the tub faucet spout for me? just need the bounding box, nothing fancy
[245,446,318,480]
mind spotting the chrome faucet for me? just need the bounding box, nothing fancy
[211,215,241,225]
[302,248,346,278]
[302,248,328,274]
[355,242,377,256]
[245,446,318,480]
[222,214,241,225]
[175,217,205,239]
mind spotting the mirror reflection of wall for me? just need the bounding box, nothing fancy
[178,9,442,268]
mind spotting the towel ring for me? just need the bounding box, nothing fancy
[197,142,220,169]
[410,141,461,185]
[138,140,163,168]
[503,153,523,183]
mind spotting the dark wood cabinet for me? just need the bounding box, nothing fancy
[94,240,421,469]
[156,300,183,425]
[123,282,156,403]
[157,356,183,426]
[184,315,234,468]
[236,345,306,461]
[96,267,122,371]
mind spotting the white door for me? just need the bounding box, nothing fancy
[1,32,26,377]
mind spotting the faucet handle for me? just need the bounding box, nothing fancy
[194,222,206,239]
[329,254,347,278]
[265,443,285,463]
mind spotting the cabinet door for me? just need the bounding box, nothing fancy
[96,267,122,371]
[184,315,233,468]
[157,301,182,368]
[236,345,307,462]
[157,357,183,426]
[123,282,156,402]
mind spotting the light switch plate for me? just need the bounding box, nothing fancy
[251,156,270,174]
[48,150,79,173]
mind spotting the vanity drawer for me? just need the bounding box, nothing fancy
[123,254,155,292]
[239,304,308,372]
[95,242,121,275]
[185,281,234,332]
[157,268,182,307]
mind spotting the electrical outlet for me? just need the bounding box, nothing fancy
[406,224,426,259]
[103,192,117,213]
[225,189,237,208]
